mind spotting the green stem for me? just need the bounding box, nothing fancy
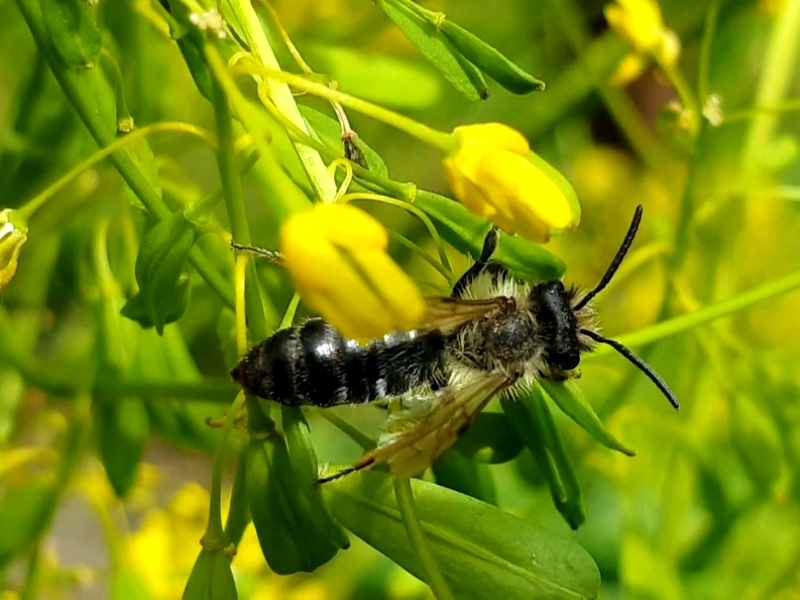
[393,478,455,600]
[739,0,800,176]
[17,121,215,221]
[224,0,337,200]
[210,63,268,342]
[587,267,800,359]
[205,392,246,547]
[314,409,375,451]
[229,62,456,153]
[724,98,800,123]
[697,0,722,103]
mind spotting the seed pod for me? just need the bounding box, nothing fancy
[181,549,238,600]
[244,427,344,574]
[121,213,195,333]
[438,19,545,95]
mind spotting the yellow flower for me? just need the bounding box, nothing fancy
[604,0,664,53]
[605,0,680,85]
[280,204,425,342]
[441,123,580,243]
[0,209,28,289]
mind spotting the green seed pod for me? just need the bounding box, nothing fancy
[181,549,238,600]
[40,0,102,69]
[438,19,545,94]
[453,411,524,464]
[245,428,344,574]
[540,380,635,456]
[281,407,350,549]
[121,213,196,333]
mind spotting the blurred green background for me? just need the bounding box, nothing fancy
[1,0,800,598]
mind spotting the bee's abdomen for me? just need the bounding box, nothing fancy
[231,319,446,407]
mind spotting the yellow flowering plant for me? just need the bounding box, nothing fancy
[4,0,800,599]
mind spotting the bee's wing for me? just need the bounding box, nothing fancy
[419,297,509,334]
[318,373,512,483]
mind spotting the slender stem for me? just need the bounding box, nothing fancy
[343,192,452,274]
[586,267,800,359]
[697,0,722,103]
[393,478,455,600]
[17,122,215,221]
[314,409,375,451]
[205,391,246,547]
[386,230,453,285]
[225,0,337,200]
[210,65,268,342]
[739,0,800,176]
[723,98,800,123]
[229,62,456,153]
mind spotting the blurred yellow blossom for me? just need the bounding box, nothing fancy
[0,209,28,289]
[127,483,209,599]
[280,203,425,342]
[441,123,580,243]
[604,0,680,85]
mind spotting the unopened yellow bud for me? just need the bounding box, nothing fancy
[280,204,425,342]
[441,123,580,243]
[605,0,680,74]
[0,209,28,289]
[604,0,663,53]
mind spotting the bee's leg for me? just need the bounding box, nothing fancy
[452,226,501,298]
[231,242,283,264]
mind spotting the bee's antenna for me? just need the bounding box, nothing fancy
[580,328,680,409]
[575,205,643,311]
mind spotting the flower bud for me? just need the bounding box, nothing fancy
[0,209,28,289]
[280,204,425,342]
[441,123,580,243]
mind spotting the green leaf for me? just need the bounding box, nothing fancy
[298,105,389,177]
[453,411,524,464]
[438,20,545,94]
[94,396,149,497]
[376,0,488,101]
[415,190,566,281]
[540,380,635,456]
[40,0,102,69]
[324,472,600,599]
[182,549,238,600]
[502,386,585,529]
[432,450,497,504]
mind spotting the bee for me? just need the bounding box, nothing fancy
[231,206,678,482]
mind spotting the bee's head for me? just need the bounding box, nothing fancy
[531,280,581,371]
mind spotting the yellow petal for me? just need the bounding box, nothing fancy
[453,122,530,154]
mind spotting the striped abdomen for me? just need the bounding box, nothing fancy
[231,319,446,407]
